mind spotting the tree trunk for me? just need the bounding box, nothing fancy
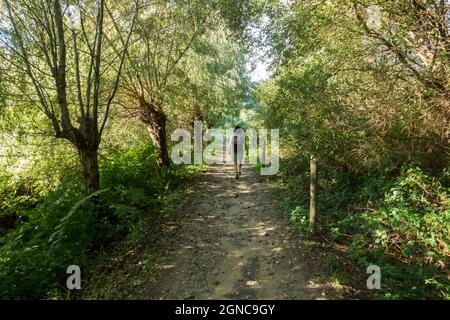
[139,97,170,168]
[146,119,170,168]
[79,148,100,195]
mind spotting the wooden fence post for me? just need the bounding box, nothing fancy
[309,155,318,232]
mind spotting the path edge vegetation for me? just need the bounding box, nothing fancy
[79,164,204,300]
[253,0,449,300]
[256,158,450,300]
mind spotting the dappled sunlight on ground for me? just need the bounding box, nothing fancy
[140,164,343,300]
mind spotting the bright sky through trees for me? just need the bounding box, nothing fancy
[245,13,272,83]
[247,58,271,82]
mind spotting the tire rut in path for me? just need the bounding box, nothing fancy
[142,164,326,300]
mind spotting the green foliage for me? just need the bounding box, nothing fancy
[100,143,164,195]
[1,0,448,301]
[0,142,198,299]
[256,0,449,300]
[273,155,450,299]
[0,178,88,299]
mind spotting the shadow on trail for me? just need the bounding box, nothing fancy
[139,164,353,300]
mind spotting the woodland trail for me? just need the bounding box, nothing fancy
[141,164,331,300]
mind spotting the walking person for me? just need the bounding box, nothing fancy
[228,125,244,179]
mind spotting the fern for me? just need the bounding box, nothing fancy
[49,188,110,244]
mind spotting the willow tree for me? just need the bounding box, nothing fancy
[257,0,449,173]
[171,25,248,128]
[0,0,138,194]
[106,0,211,168]
[352,0,449,98]
[351,0,450,170]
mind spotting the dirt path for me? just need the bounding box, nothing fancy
[141,164,330,300]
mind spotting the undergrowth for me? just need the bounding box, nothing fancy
[272,156,450,300]
[0,142,202,299]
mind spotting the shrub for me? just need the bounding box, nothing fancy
[0,142,192,299]
[273,154,450,299]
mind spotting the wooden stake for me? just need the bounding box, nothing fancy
[309,156,318,232]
